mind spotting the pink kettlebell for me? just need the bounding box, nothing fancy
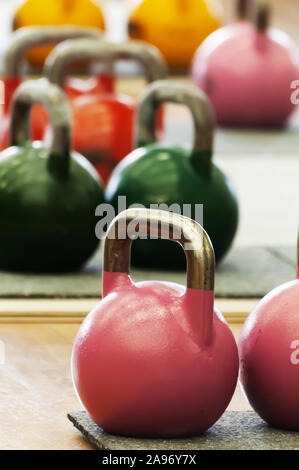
[239,230,299,431]
[72,209,239,438]
[192,0,299,127]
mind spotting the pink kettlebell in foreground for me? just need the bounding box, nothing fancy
[192,0,299,127]
[240,231,299,431]
[72,209,239,438]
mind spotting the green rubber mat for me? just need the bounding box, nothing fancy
[68,410,299,450]
[0,246,295,299]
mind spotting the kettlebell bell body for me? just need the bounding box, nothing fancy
[0,26,105,151]
[72,209,239,437]
[13,0,105,67]
[192,0,299,127]
[0,79,104,272]
[45,38,167,184]
[239,236,299,431]
[105,81,239,269]
[129,0,222,70]
[69,92,135,184]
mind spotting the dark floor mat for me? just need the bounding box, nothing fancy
[0,246,295,299]
[68,410,299,450]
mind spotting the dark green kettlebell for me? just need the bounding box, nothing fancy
[0,78,104,272]
[105,80,239,269]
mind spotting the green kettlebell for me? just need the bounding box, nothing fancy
[0,78,104,272]
[105,80,239,269]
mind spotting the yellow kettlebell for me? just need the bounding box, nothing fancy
[13,0,105,67]
[128,0,222,70]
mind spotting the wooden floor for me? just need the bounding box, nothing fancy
[0,322,248,451]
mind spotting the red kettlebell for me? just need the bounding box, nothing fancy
[45,39,167,184]
[192,0,299,127]
[0,26,106,150]
[239,231,299,431]
[72,209,239,438]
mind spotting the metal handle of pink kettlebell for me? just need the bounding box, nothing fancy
[236,0,269,31]
[103,208,215,292]
[10,78,71,180]
[4,26,103,78]
[237,0,255,20]
[297,228,299,279]
[255,0,270,32]
[44,38,168,89]
[136,80,215,175]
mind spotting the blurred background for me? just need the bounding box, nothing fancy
[0,0,298,249]
[0,1,298,47]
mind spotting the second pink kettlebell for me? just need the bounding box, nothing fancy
[192,0,299,127]
[239,230,299,431]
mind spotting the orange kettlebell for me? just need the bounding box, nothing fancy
[128,0,222,70]
[45,38,167,184]
[0,26,105,151]
[13,0,105,67]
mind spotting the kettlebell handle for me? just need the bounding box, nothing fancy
[135,80,215,174]
[297,228,299,280]
[236,0,270,30]
[10,79,71,180]
[103,208,215,292]
[255,0,270,32]
[45,38,168,88]
[237,0,253,20]
[4,26,103,78]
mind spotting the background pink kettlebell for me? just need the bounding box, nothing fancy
[191,0,299,127]
[239,230,299,431]
[72,209,239,438]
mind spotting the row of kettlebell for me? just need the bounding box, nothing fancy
[13,0,222,69]
[0,34,239,273]
[130,0,299,127]
[0,26,167,184]
[72,208,299,437]
[13,0,299,127]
